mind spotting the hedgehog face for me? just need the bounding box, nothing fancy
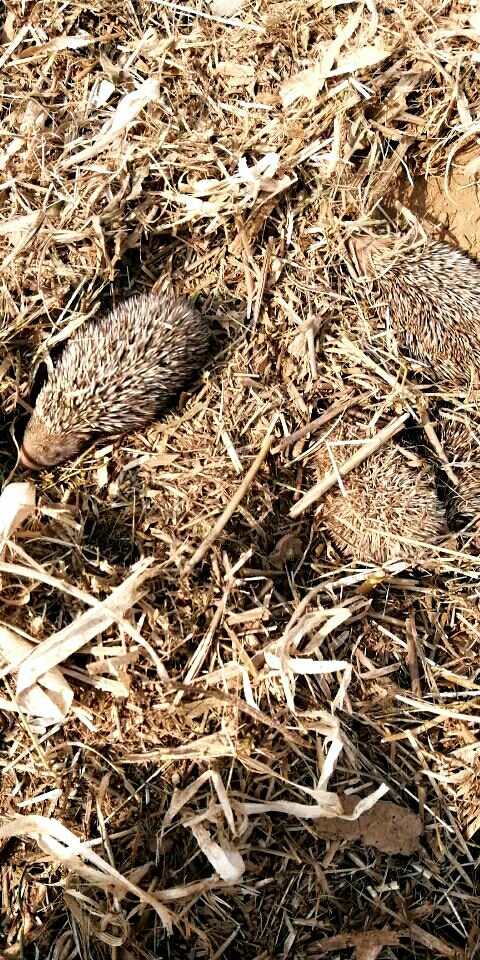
[19,415,87,469]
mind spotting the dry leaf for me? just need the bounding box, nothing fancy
[214,61,255,85]
[0,816,173,930]
[209,0,244,15]
[163,771,213,828]
[62,78,161,169]
[0,626,73,724]
[320,4,364,77]
[96,462,109,489]
[0,9,16,42]
[0,481,36,543]
[110,80,160,134]
[279,19,387,103]
[335,39,390,73]
[18,34,93,59]
[280,63,323,108]
[241,784,389,823]
[264,650,352,712]
[357,942,384,960]
[20,100,47,135]
[89,78,116,109]
[265,652,350,676]
[4,99,48,173]
[269,533,303,568]
[188,823,245,882]
[0,212,40,241]
[16,558,155,693]
[313,930,401,956]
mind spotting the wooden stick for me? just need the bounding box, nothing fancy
[272,391,372,454]
[183,431,274,576]
[406,609,422,698]
[251,236,273,334]
[173,587,231,705]
[420,406,458,487]
[339,339,458,486]
[290,412,410,518]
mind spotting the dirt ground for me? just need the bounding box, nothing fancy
[386,145,480,255]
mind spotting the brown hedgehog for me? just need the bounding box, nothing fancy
[436,417,480,531]
[19,291,211,469]
[316,421,447,565]
[349,235,480,387]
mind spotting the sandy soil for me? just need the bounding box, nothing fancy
[386,145,480,255]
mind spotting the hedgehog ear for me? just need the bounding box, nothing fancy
[18,416,47,469]
[19,421,84,469]
[19,411,57,469]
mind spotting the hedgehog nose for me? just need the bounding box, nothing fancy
[18,446,36,469]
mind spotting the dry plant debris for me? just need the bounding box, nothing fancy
[0,1,480,959]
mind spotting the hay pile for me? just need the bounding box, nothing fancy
[1,1,480,957]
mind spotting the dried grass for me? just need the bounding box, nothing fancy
[1,0,480,958]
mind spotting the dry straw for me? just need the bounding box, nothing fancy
[0,0,479,958]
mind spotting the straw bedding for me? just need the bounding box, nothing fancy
[1,1,480,958]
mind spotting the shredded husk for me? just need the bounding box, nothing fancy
[1,1,480,958]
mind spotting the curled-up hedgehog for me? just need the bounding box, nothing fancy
[436,416,480,532]
[315,420,447,565]
[19,291,211,469]
[349,234,480,387]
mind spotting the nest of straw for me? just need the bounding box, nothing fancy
[1,1,480,958]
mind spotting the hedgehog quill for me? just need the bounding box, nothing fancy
[19,291,211,469]
[437,417,480,531]
[316,421,447,565]
[349,235,480,387]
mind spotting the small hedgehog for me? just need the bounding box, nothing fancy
[349,235,480,387]
[436,417,480,531]
[19,291,211,469]
[316,421,447,565]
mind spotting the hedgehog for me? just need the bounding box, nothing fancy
[316,420,447,565]
[349,235,480,387]
[436,417,480,531]
[19,291,211,469]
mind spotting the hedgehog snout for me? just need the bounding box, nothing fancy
[19,416,85,469]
